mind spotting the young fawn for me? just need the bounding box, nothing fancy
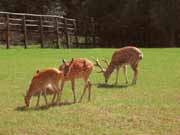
[58,58,94,103]
[94,46,143,85]
[24,68,63,107]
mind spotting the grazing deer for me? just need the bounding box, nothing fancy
[24,68,63,107]
[58,58,93,103]
[94,46,143,85]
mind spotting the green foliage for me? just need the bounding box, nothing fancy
[83,0,127,18]
[0,0,180,47]
[81,0,180,47]
[0,48,180,135]
[0,0,62,14]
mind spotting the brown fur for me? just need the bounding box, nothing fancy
[96,46,143,84]
[25,68,63,107]
[58,58,94,103]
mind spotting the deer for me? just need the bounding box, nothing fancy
[24,68,63,107]
[94,46,143,85]
[57,58,94,103]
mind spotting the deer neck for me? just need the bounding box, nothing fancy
[25,91,32,100]
[25,85,35,100]
[105,62,115,75]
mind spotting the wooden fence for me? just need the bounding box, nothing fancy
[1,12,178,48]
[0,11,96,49]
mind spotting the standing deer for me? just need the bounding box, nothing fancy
[94,46,143,85]
[24,68,63,107]
[57,58,94,103]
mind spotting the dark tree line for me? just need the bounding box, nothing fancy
[0,0,180,47]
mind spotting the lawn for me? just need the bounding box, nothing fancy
[0,47,179,135]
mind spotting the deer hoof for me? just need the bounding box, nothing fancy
[78,99,82,103]
[131,81,136,85]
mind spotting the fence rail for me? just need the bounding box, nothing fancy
[0,11,79,49]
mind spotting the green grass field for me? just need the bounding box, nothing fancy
[0,48,179,135]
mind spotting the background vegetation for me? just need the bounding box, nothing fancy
[0,0,180,47]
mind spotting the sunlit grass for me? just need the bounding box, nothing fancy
[0,48,180,135]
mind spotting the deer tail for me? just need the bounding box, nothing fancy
[36,70,40,73]
[139,53,143,60]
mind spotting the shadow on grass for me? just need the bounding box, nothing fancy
[15,101,74,112]
[95,83,133,89]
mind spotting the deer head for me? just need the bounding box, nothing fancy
[62,58,74,77]
[93,58,111,84]
[24,95,30,107]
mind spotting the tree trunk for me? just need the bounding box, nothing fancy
[169,28,175,47]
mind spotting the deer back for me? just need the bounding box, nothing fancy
[27,68,62,96]
[59,58,93,81]
[111,46,143,66]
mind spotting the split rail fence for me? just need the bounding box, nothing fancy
[0,11,98,49]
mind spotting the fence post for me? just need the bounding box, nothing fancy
[55,17,60,48]
[23,15,27,48]
[6,13,10,49]
[73,19,78,48]
[91,17,96,47]
[85,18,89,47]
[39,16,44,48]
[64,18,69,48]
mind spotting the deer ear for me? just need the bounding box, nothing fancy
[62,59,66,64]
[70,58,74,64]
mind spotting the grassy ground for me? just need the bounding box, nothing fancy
[0,47,179,135]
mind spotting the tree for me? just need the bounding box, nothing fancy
[152,0,180,47]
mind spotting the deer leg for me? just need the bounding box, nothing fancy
[36,91,42,107]
[51,87,57,105]
[123,65,128,84]
[51,93,56,105]
[131,64,138,85]
[51,85,58,105]
[115,66,120,85]
[79,81,88,103]
[43,89,48,107]
[56,81,65,105]
[88,81,92,101]
[56,90,61,105]
[71,79,76,103]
